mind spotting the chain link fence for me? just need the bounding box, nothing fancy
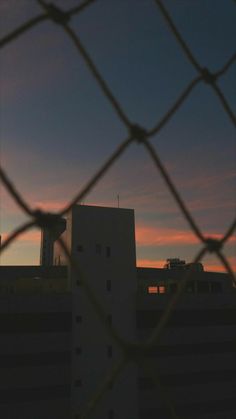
[0,1,235,418]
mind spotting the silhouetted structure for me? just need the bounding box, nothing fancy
[1,205,235,419]
[40,218,66,266]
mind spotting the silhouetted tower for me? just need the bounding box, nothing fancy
[40,218,66,266]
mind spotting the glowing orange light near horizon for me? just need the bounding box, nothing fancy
[148,286,158,294]
[148,285,166,294]
[159,285,166,294]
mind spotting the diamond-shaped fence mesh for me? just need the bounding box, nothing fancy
[0,1,235,418]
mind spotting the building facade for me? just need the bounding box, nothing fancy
[1,205,236,419]
[57,205,138,419]
[0,291,71,419]
[137,267,236,419]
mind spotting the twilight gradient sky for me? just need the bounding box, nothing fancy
[0,0,236,271]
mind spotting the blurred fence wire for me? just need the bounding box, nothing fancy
[0,0,235,418]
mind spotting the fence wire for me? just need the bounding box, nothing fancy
[0,1,235,418]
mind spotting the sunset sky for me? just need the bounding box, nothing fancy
[1,0,235,272]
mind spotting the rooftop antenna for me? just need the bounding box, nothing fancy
[117,194,120,208]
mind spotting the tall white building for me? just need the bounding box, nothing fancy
[54,205,138,419]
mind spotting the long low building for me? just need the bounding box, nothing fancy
[0,292,71,419]
[1,266,235,419]
[136,268,236,419]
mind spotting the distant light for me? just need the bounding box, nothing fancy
[148,286,158,294]
[159,285,166,294]
[148,285,166,294]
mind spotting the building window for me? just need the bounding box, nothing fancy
[185,280,195,293]
[107,345,113,358]
[108,380,113,390]
[74,379,82,387]
[76,279,82,286]
[148,285,166,294]
[197,281,209,293]
[159,285,166,294]
[169,283,177,293]
[107,314,112,326]
[95,243,102,254]
[77,244,84,252]
[108,410,114,419]
[106,246,111,258]
[75,346,82,355]
[148,286,158,294]
[106,280,111,292]
[211,281,222,293]
[76,315,82,323]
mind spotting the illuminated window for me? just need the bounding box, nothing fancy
[159,285,166,294]
[148,286,158,294]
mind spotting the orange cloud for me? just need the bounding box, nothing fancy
[137,259,166,268]
[137,257,236,273]
[135,225,236,247]
[204,264,229,273]
[1,229,41,245]
[180,170,236,190]
[136,226,198,246]
[204,256,236,273]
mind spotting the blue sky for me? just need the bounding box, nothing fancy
[0,0,235,271]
